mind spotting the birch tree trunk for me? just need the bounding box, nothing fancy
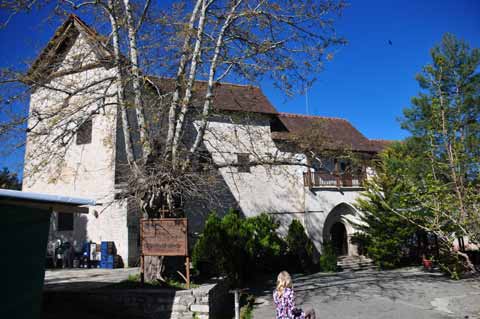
[144,255,166,282]
[171,0,209,167]
[185,0,242,167]
[107,0,136,167]
[142,0,202,282]
[123,0,150,161]
[164,0,203,158]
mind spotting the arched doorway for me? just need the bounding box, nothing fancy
[322,203,360,257]
[330,222,348,256]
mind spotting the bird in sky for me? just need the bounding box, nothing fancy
[388,40,393,45]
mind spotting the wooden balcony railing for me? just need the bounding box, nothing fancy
[303,171,365,188]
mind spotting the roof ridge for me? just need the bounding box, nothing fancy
[369,138,394,142]
[146,76,278,114]
[145,75,260,89]
[216,81,259,89]
[69,14,102,39]
[278,112,349,122]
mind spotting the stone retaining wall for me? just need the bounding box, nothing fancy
[42,280,232,319]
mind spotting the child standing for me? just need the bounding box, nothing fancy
[273,271,316,319]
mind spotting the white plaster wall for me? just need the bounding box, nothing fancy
[201,116,367,253]
[23,32,131,265]
[201,118,306,223]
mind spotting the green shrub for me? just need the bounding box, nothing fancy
[240,294,255,319]
[350,232,370,256]
[243,213,286,272]
[286,220,315,272]
[350,229,413,269]
[437,245,471,280]
[192,213,226,278]
[193,212,325,283]
[192,210,285,286]
[319,242,337,272]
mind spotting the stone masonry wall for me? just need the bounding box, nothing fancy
[42,281,232,319]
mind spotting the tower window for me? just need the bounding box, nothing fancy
[197,150,212,172]
[237,153,250,173]
[76,119,92,145]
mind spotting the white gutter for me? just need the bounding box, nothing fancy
[0,189,96,206]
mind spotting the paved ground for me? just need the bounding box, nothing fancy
[250,267,480,319]
[44,267,139,291]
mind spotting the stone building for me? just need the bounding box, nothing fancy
[23,15,388,266]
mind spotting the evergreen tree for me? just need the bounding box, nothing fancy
[353,142,421,269]
[401,33,480,240]
[357,34,479,275]
[0,167,21,190]
[286,219,315,272]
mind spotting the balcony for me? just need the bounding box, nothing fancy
[303,171,365,189]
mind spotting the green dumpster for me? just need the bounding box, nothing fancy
[0,189,94,319]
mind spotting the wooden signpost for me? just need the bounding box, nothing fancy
[140,218,190,288]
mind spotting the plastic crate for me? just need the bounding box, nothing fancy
[101,255,114,263]
[100,263,114,269]
[100,241,116,255]
[100,261,115,269]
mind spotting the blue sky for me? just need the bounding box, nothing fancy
[0,0,479,176]
[263,0,480,140]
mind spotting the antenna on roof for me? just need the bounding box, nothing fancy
[305,86,310,115]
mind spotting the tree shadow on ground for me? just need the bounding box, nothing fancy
[246,267,459,307]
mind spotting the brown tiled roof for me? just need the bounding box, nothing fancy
[146,77,278,115]
[272,113,377,152]
[368,139,394,152]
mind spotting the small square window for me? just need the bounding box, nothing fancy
[58,212,74,231]
[197,150,212,172]
[76,119,92,145]
[237,153,250,173]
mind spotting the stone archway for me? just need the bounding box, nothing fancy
[323,203,360,256]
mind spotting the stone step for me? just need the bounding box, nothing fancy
[337,255,376,271]
[338,262,375,267]
[338,265,376,271]
[338,259,374,265]
[338,262,375,268]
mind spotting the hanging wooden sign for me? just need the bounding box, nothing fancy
[140,218,188,256]
[140,218,190,288]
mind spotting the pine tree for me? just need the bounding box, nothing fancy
[400,33,480,244]
[356,34,480,275]
[353,142,420,269]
